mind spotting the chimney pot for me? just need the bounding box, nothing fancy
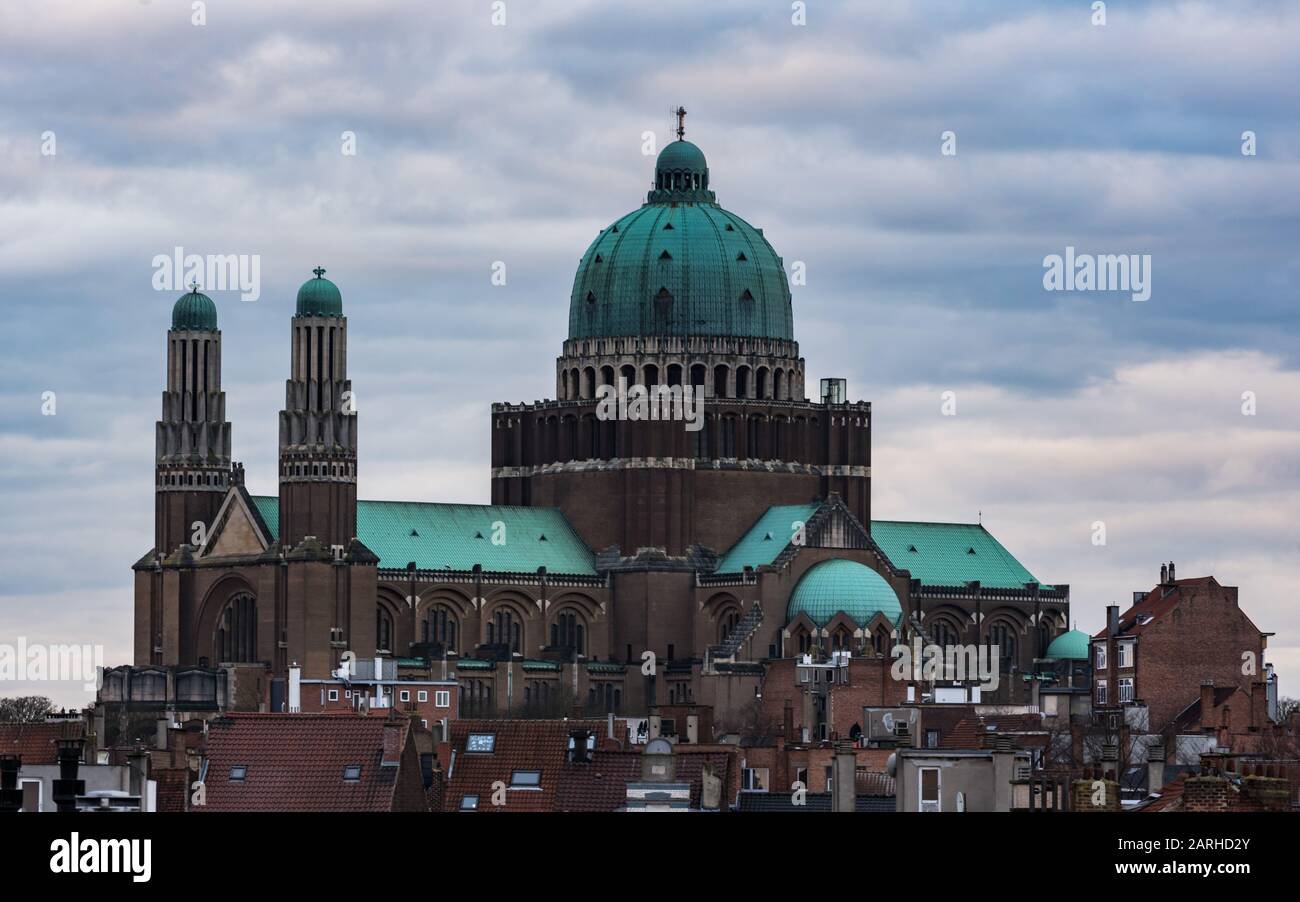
[1160,563,1168,583]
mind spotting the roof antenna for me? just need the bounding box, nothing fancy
[675,106,687,141]
[977,509,982,525]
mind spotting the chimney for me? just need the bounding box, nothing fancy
[782,700,794,742]
[1147,742,1166,794]
[127,747,150,798]
[288,662,301,713]
[156,716,170,750]
[1168,561,1175,582]
[607,711,615,741]
[1250,682,1269,731]
[53,738,86,812]
[1160,563,1167,584]
[992,735,1016,811]
[700,762,722,810]
[1106,604,1119,637]
[1200,681,1215,731]
[686,712,699,745]
[831,742,856,813]
[381,719,404,767]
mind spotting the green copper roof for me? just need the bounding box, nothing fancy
[1044,629,1090,661]
[787,559,902,627]
[871,521,1046,589]
[716,504,1047,590]
[251,497,595,576]
[171,288,217,331]
[295,267,343,317]
[715,503,820,573]
[568,139,793,342]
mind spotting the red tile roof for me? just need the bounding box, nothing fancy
[1092,577,1225,639]
[442,719,606,812]
[0,721,85,765]
[199,713,414,812]
[944,713,1045,750]
[555,747,734,812]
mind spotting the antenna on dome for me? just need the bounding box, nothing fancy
[675,106,687,141]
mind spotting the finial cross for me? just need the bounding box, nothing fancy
[675,106,687,141]
[313,266,326,278]
[189,279,200,293]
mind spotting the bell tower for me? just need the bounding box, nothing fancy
[277,267,357,550]
[155,284,231,555]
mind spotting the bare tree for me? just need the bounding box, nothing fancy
[0,695,53,723]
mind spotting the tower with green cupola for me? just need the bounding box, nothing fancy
[155,283,232,556]
[277,267,358,551]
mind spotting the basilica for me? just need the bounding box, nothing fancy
[128,123,1069,731]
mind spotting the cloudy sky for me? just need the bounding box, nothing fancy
[1,0,1297,708]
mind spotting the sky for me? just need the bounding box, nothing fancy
[0,0,1297,708]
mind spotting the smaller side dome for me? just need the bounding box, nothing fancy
[787,559,902,627]
[296,266,343,317]
[1044,629,1090,661]
[171,286,218,331]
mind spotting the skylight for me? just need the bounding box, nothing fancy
[343,764,362,781]
[467,733,496,753]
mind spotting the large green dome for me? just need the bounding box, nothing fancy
[567,138,793,342]
[296,267,343,317]
[1044,629,1090,661]
[787,560,903,627]
[171,287,217,331]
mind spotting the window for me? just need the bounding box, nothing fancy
[1096,680,1108,705]
[919,767,941,812]
[328,689,339,702]
[426,605,458,653]
[343,765,362,782]
[1095,644,1107,669]
[215,593,258,663]
[376,606,393,653]
[460,795,479,811]
[487,609,521,654]
[417,690,428,703]
[466,733,496,753]
[926,729,940,749]
[741,767,770,792]
[1118,677,1134,703]
[510,770,541,789]
[19,780,42,812]
[550,610,585,654]
[1118,642,1133,668]
[399,689,411,702]
[988,623,1016,672]
[229,765,248,782]
[421,719,428,729]
[436,690,450,708]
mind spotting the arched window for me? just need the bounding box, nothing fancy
[774,368,786,401]
[215,593,257,663]
[714,365,729,398]
[933,619,960,650]
[756,367,769,399]
[736,366,750,399]
[643,364,659,387]
[376,606,393,653]
[667,364,682,387]
[488,608,521,654]
[583,367,596,399]
[425,605,458,654]
[550,609,585,655]
[988,622,1017,672]
[691,364,707,391]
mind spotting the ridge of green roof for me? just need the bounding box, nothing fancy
[714,505,1046,589]
[713,502,820,573]
[251,496,595,576]
[869,520,1045,589]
